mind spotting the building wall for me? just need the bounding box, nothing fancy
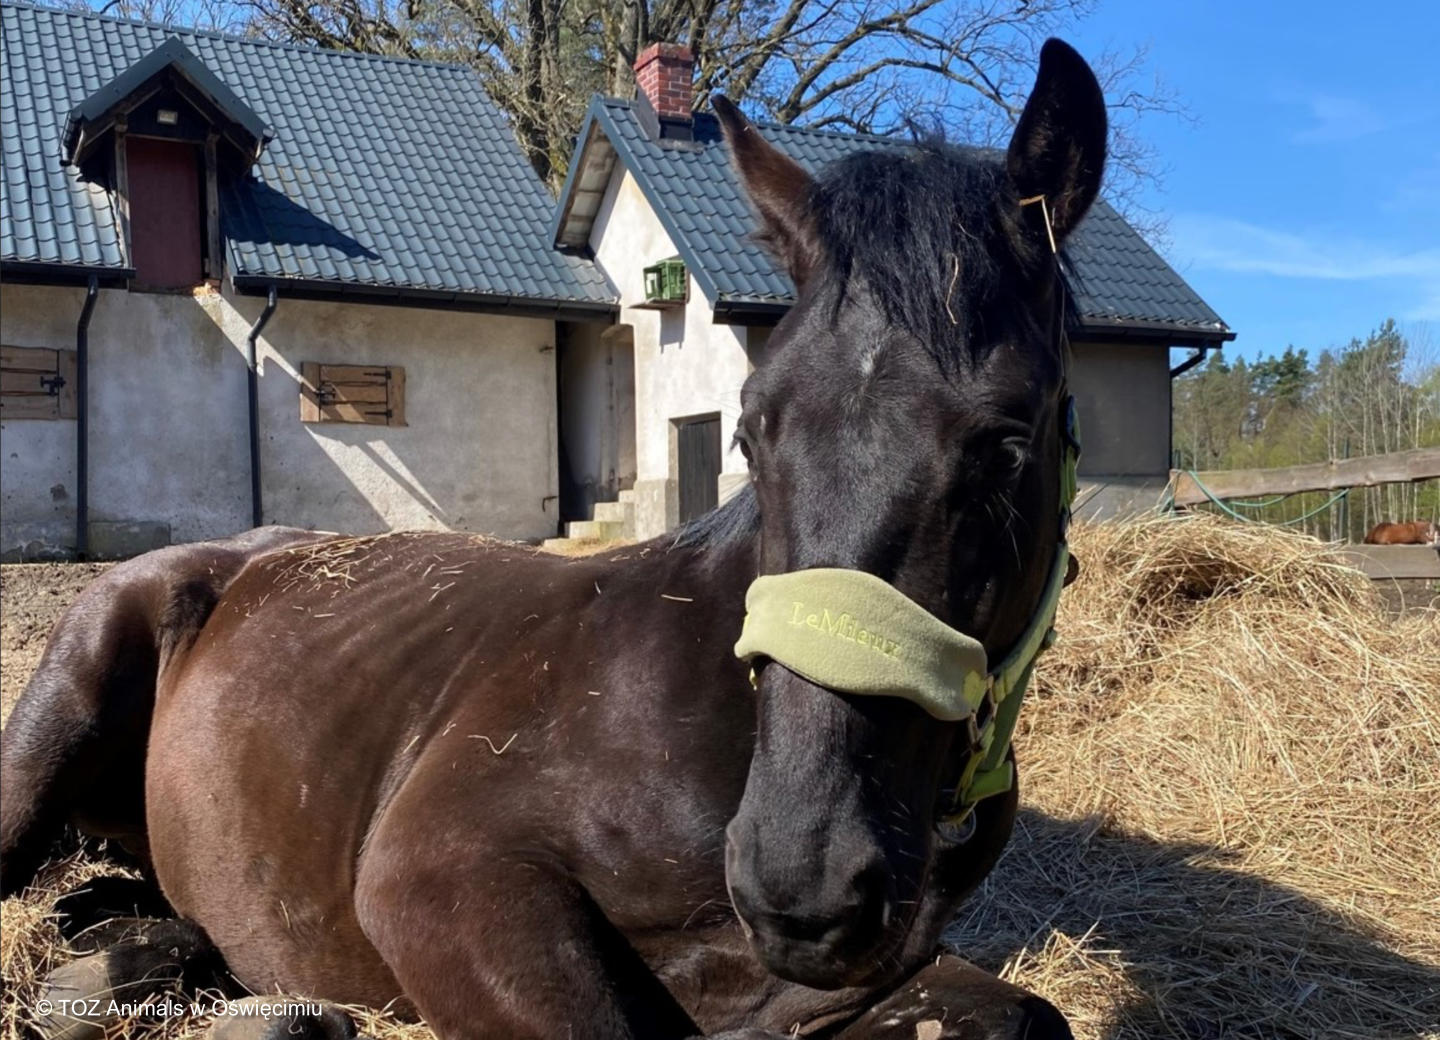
[1067,341,1173,521]
[587,168,757,537]
[1069,341,1171,477]
[0,282,560,557]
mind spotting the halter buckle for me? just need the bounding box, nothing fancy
[966,677,997,752]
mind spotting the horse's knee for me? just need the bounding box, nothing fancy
[203,997,357,1040]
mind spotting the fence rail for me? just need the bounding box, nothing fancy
[1169,448,1440,507]
[1334,545,1440,580]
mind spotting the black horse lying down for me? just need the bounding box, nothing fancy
[1,37,1106,1040]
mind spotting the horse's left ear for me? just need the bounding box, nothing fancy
[713,95,819,287]
[1006,39,1107,244]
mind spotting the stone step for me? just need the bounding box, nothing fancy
[617,488,637,504]
[564,519,625,541]
[592,499,635,528]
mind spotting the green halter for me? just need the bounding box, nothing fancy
[734,396,1080,834]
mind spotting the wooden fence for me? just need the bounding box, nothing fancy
[1169,448,1440,507]
[1169,449,1440,580]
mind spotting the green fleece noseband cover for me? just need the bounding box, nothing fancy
[734,570,989,721]
[733,545,1068,725]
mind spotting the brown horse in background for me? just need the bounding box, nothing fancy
[1,39,1107,1040]
[1363,521,1440,545]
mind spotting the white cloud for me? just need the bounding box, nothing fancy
[1169,215,1440,322]
[1288,93,1391,144]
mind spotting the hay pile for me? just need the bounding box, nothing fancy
[3,516,1437,1038]
[950,513,1440,1038]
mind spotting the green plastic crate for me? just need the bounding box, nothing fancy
[643,257,687,304]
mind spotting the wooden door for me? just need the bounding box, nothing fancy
[127,137,203,289]
[677,416,721,524]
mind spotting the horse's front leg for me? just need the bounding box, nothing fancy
[835,955,1070,1040]
[355,806,777,1040]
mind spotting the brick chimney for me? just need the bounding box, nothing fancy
[633,42,695,142]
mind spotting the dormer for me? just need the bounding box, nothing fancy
[60,39,271,290]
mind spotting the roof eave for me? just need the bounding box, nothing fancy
[229,274,618,322]
[0,259,133,286]
[62,37,271,166]
[550,99,604,248]
[1071,316,1236,348]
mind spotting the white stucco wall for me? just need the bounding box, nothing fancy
[588,169,758,536]
[1,282,560,557]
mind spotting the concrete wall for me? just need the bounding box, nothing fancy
[1064,342,1173,521]
[1069,341,1171,479]
[1,282,560,558]
[587,169,759,537]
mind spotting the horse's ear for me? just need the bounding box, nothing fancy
[1006,39,1107,245]
[713,95,818,286]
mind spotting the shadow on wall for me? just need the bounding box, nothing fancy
[659,307,685,351]
[946,809,1440,1039]
[260,368,434,535]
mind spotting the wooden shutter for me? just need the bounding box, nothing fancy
[1,346,77,420]
[300,363,406,426]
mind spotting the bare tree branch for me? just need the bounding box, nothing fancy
[65,0,1185,224]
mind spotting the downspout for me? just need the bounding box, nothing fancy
[74,276,99,559]
[245,286,278,528]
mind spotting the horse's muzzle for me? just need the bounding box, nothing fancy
[723,821,897,988]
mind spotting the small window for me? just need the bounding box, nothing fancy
[300,363,406,426]
[1,346,77,420]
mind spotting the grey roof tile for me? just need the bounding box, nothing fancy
[2,1,615,308]
[575,97,1229,339]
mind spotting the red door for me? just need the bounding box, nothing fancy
[126,137,203,289]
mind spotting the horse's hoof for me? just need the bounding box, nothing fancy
[204,996,359,1040]
[32,948,184,1040]
[53,875,172,939]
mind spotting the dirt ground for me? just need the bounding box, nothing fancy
[1,563,112,721]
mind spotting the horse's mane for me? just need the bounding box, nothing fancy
[670,483,761,552]
[807,143,1037,371]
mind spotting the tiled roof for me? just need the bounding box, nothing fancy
[558,97,1230,341]
[1,1,615,312]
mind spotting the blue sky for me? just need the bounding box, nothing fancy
[1067,0,1439,363]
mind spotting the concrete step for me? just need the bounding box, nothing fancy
[564,519,625,541]
[617,488,636,504]
[592,499,635,528]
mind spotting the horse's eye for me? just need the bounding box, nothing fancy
[1000,437,1030,480]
